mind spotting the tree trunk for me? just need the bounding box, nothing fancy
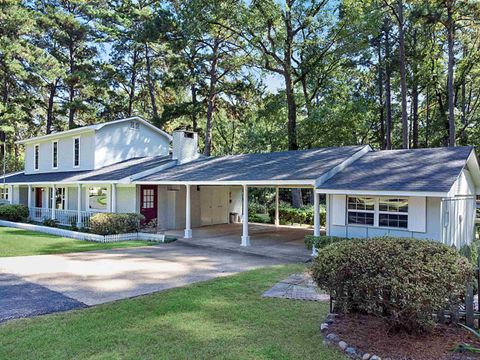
[68,41,76,129]
[127,49,139,117]
[145,44,159,120]
[191,84,198,132]
[425,86,430,147]
[377,35,385,149]
[446,2,456,146]
[460,76,467,144]
[397,0,409,149]
[46,79,58,134]
[291,188,303,209]
[204,38,220,157]
[412,75,419,148]
[384,23,393,150]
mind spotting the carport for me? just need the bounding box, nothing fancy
[135,145,370,247]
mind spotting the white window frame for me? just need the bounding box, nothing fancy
[0,186,9,201]
[73,137,80,168]
[49,187,66,210]
[347,196,375,227]
[52,140,59,169]
[346,196,409,230]
[34,144,40,171]
[86,186,110,212]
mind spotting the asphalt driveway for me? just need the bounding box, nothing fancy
[0,242,289,321]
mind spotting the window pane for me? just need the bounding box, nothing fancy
[348,211,374,225]
[379,198,408,213]
[74,138,80,166]
[347,196,375,211]
[379,214,408,228]
[89,187,108,210]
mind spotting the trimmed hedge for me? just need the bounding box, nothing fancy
[0,204,30,222]
[311,237,473,333]
[304,235,346,250]
[267,206,326,226]
[90,213,145,235]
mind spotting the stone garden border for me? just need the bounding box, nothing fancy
[321,314,382,360]
[0,219,166,243]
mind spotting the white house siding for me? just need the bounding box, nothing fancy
[450,169,475,196]
[327,194,441,241]
[24,132,96,174]
[18,186,28,206]
[94,121,170,168]
[116,186,137,213]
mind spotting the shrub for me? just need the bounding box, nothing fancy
[311,237,473,333]
[42,218,59,228]
[0,204,29,222]
[267,206,325,226]
[249,213,271,224]
[90,213,145,235]
[304,235,346,250]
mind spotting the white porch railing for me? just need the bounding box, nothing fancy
[29,207,95,228]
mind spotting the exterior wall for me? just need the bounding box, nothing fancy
[116,186,137,213]
[24,132,96,174]
[18,186,28,206]
[94,120,170,168]
[327,194,442,241]
[450,169,476,196]
[229,186,243,220]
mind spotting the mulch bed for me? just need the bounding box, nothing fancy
[329,313,480,360]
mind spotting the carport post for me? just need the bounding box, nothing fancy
[111,183,117,212]
[184,184,192,238]
[313,191,320,237]
[77,183,82,228]
[241,184,250,246]
[275,187,280,226]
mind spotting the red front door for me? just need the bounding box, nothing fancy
[35,188,43,208]
[140,185,157,223]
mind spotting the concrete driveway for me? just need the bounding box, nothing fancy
[0,242,289,317]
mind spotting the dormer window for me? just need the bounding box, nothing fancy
[129,121,140,130]
[34,144,39,171]
[73,137,80,167]
[52,140,58,169]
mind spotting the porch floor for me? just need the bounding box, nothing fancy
[166,223,312,262]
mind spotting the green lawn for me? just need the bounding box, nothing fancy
[0,264,344,360]
[0,227,159,257]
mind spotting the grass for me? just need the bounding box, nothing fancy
[0,227,160,257]
[0,264,344,360]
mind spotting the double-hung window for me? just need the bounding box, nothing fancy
[347,196,375,226]
[34,144,40,171]
[0,187,9,202]
[52,141,58,169]
[378,198,408,228]
[347,196,409,229]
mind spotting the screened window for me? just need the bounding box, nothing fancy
[378,197,408,228]
[73,137,80,167]
[88,187,108,211]
[52,141,58,168]
[347,196,375,226]
[34,144,39,170]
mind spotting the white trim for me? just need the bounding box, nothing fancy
[134,180,316,186]
[51,140,59,169]
[73,136,80,168]
[16,116,172,145]
[317,188,448,197]
[34,144,40,171]
[315,145,372,187]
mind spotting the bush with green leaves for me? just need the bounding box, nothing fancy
[304,235,346,250]
[42,218,59,228]
[0,204,29,222]
[89,213,145,235]
[267,206,322,226]
[311,237,473,333]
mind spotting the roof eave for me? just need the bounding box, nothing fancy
[316,188,449,197]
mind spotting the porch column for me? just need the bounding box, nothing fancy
[313,191,320,237]
[27,185,32,208]
[241,184,250,246]
[275,187,280,226]
[9,185,14,204]
[76,184,82,227]
[184,184,192,238]
[51,184,56,220]
[111,183,117,212]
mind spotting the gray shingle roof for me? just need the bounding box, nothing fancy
[138,146,367,182]
[318,146,475,193]
[2,156,174,184]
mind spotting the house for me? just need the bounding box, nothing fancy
[1,116,479,248]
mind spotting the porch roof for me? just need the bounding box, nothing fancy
[1,155,174,184]
[317,146,476,194]
[137,146,368,184]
